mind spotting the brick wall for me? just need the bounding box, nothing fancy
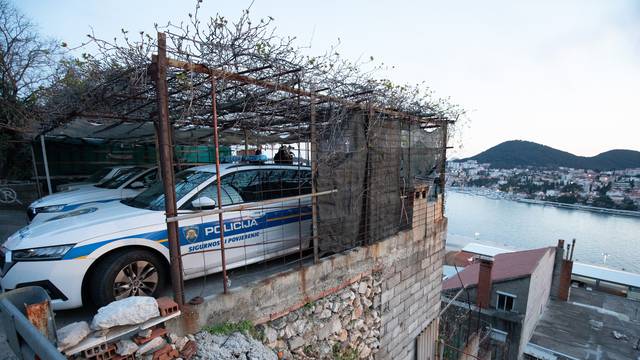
[376,193,445,359]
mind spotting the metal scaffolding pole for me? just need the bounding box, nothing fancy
[439,121,448,213]
[39,136,52,195]
[155,32,185,306]
[30,143,42,198]
[310,93,319,264]
[210,76,229,294]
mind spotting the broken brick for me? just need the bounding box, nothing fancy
[133,327,167,345]
[87,344,117,360]
[156,297,179,317]
[180,340,197,360]
[83,342,108,358]
[152,344,180,360]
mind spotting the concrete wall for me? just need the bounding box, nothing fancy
[520,248,555,355]
[170,193,446,359]
[376,196,445,359]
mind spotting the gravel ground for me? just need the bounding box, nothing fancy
[194,332,277,360]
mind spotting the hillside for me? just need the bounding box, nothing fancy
[464,140,640,170]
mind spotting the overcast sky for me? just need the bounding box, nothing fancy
[16,0,640,158]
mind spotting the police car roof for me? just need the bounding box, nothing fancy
[188,163,310,174]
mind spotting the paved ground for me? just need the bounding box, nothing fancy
[530,286,640,360]
[0,209,310,357]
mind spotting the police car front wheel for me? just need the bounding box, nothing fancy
[90,249,166,307]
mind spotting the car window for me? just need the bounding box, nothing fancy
[123,170,212,210]
[222,170,263,202]
[182,183,237,210]
[127,168,158,188]
[261,169,286,200]
[97,167,146,189]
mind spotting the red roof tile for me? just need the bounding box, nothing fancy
[443,247,554,290]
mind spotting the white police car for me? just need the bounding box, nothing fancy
[28,166,158,223]
[1,164,311,309]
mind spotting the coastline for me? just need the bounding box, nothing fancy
[448,187,640,218]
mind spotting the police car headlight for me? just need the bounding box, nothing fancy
[37,205,66,213]
[12,245,74,261]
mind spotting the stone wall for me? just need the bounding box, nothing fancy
[258,273,382,359]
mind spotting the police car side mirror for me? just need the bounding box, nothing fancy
[129,181,145,189]
[192,196,216,209]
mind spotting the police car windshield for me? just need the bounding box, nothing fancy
[96,167,145,189]
[123,170,212,210]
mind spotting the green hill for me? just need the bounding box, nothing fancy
[464,140,640,170]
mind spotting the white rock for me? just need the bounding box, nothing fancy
[358,282,368,294]
[167,333,179,344]
[264,326,278,344]
[137,337,166,355]
[318,309,332,319]
[56,321,90,351]
[288,336,304,350]
[138,329,153,338]
[91,296,159,330]
[174,336,189,352]
[116,339,139,356]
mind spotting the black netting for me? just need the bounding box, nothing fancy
[315,108,443,254]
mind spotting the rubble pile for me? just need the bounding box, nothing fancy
[258,273,382,359]
[57,296,194,360]
[193,332,277,360]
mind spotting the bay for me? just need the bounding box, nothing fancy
[445,190,640,273]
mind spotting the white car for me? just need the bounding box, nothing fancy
[56,166,138,192]
[1,164,312,309]
[28,167,158,223]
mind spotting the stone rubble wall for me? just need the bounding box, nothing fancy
[258,273,382,359]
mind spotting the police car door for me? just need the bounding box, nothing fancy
[271,168,312,253]
[263,168,305,257]
[219,169,267,264]
[179,180,245,276]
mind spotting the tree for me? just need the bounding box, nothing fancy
[0,0,62,178]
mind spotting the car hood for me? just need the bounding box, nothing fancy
[29,186,121,208]
[4,201,162,250]
[65,182,95,190]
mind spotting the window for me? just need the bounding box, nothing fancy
[123,170,211,210]
[127,168,158,188]
[223,170,262,202]
[496,292,516,312]
[221,168,312,203]
[97,167,146,189]
[181,183,238,210]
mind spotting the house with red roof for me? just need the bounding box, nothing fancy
[440,241,571,360]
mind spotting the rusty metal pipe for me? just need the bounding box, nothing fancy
[166,189,337,223]
[211,76,229,294]
[156,32,185,306]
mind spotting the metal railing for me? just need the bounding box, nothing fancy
[0,287,65,360]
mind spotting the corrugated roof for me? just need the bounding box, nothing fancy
[443,247,554,290]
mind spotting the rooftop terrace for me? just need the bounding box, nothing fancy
[527,286,640,360]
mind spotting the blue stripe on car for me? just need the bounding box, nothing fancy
[62,206,312,260]
[60,198,121,212]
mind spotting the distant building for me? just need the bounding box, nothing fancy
[440,241,572,359]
